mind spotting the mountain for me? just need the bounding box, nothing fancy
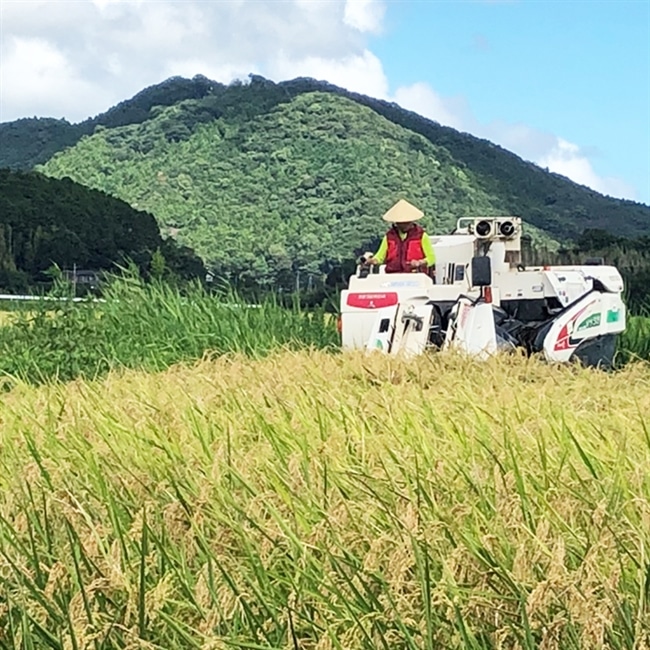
[2,75,649,289]
[0,76,221,171]
[0,75,286,173]
[0,169,205,291]
[39,90,528,288]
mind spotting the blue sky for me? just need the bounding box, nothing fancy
[1,0,649,205]
[373,0,650,204]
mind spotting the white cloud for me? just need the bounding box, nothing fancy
[163,58,261,87]
[343,0,385,34]
[91,0,123,11]
[0,0,385,122]
[393,83,466,131]
[0,36,112,120]
[538,138,636,199]
[0,0,92,34]
[269,50,389,99]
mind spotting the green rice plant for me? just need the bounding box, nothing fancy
[0,272,338,385]
[617,315,650,364]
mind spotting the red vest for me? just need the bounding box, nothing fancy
[385,224,428,274]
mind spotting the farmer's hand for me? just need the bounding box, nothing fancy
[410,259,424,269]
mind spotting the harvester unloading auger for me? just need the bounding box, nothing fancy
[340,207,626,368]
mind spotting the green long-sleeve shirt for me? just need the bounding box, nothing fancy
[373,231,436,265]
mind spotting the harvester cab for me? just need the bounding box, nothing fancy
[340,213,626,368]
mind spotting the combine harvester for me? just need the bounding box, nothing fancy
[340,212,626,368]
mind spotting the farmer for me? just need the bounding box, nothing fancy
[364,199,436,275]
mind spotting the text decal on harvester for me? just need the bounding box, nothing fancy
[346,292,399,309]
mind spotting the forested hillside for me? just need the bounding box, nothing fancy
[0,76,219,171]
[0,170,205,291]
[4,74,649,242]
[3,73,650,294]
[40,92,521,288]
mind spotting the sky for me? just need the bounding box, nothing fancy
[1,0,649,205]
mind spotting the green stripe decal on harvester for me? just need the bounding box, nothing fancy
[577,313,601,331]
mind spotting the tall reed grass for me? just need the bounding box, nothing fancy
[618,316,650,364]
[0,275,338,385]
[0,350,649,648]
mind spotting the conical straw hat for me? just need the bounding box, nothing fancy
[382,199,424,223]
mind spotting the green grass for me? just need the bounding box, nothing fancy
[0,274,338,385]
[617,315,650,365]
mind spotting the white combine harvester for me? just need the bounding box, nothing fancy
[340,215,626,368]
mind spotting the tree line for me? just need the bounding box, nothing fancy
[0,169,205,292]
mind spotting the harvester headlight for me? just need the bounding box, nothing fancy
[475,219,493,238]
[498,220,517,238]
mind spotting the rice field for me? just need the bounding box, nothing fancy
[1,350,650,648]
[0,278,649,647]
